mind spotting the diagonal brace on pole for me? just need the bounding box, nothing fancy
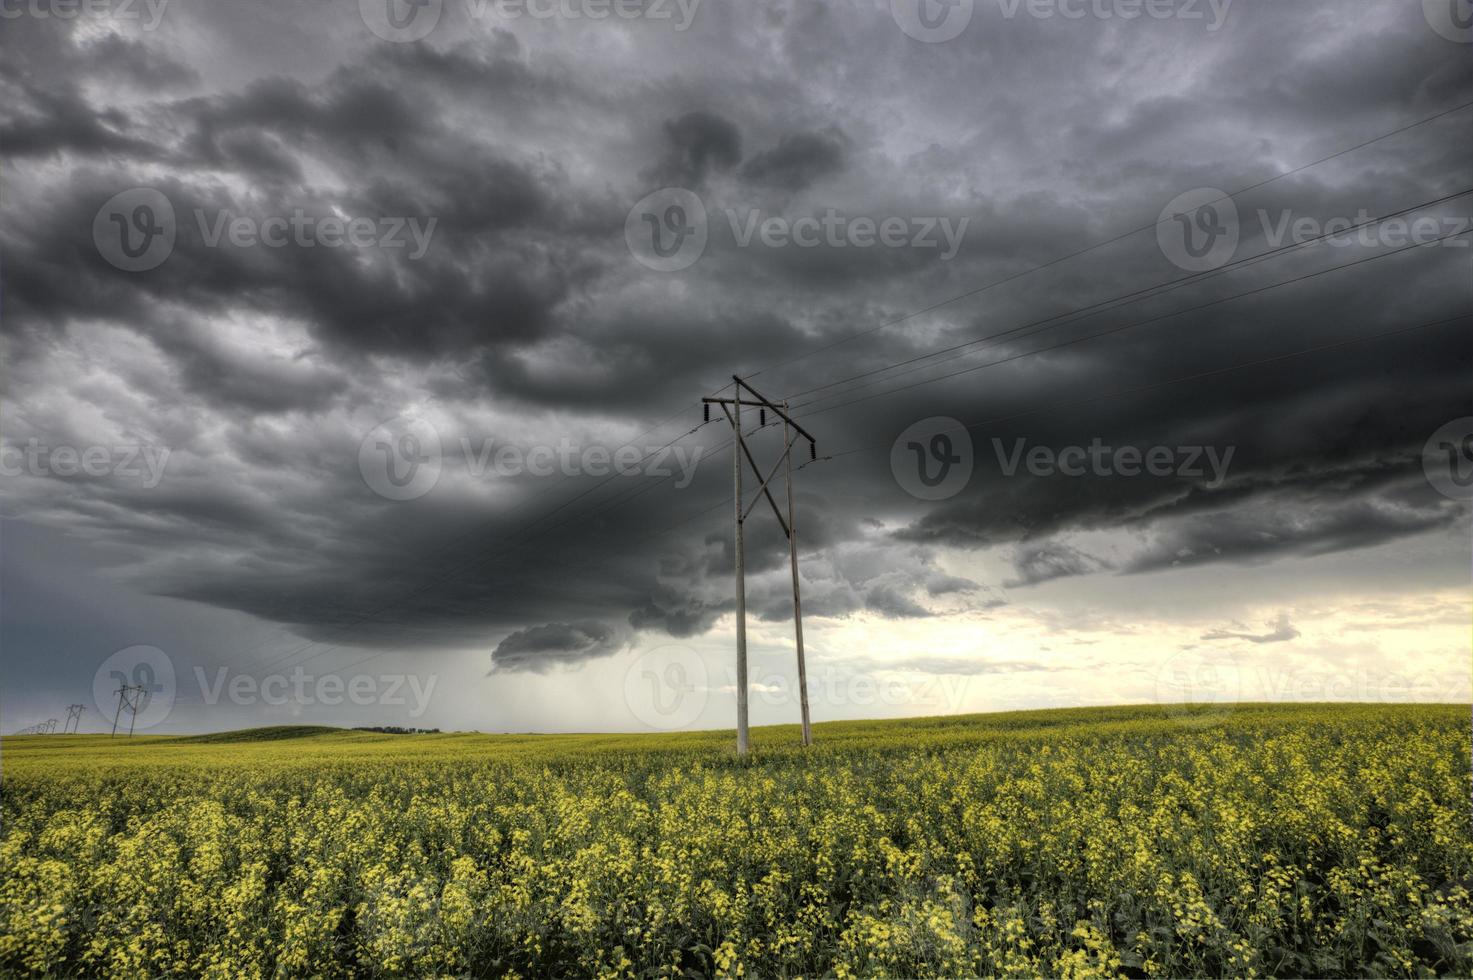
[715,402,789,537]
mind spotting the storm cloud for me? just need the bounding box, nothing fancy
[1,0,1469,695]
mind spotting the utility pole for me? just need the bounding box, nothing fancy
[112,686,127,737]
[703,376,817,755]
[783,402,812,747]
[111,685,143,737]
[732,389,749,756]
[64,704,84,734]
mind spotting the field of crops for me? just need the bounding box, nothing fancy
[2,703,1470,978]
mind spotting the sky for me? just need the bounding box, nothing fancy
[1,0,1470,736]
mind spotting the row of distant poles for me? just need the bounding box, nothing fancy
[13,703,84,736]
[703,376,817,756]
[11,689,148,737]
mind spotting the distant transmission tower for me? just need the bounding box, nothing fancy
[703,376,817,756]
[111,685,145,737]
[64,704,85,734]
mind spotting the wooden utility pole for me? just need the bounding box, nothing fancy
[783,402,812,747]
[703,377,817,755]
[732,389,750,755]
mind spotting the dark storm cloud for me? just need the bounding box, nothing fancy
[741,128,848,190]
[1005,543,1110,588]
[490,621,626,672]
[643,110,743,186]
[2,0,1470,677]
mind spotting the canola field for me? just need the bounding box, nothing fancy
[2,703,1470,978]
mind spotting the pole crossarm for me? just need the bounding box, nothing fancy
[732,376,817,447]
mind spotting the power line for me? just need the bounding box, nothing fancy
[799,312,1473,468]
[279,226,1467,679]
[190,100,1473,685]
[743,96,1473,381]
[781,188,1473,407]
[791,226,1471,418]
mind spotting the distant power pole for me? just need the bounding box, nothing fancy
[111,685,144,737]
[703,376,817,755]
[64,704,84,734]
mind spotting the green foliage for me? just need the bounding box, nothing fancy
[2,703,1469,977]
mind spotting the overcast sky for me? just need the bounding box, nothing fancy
[2,0,1470,735]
